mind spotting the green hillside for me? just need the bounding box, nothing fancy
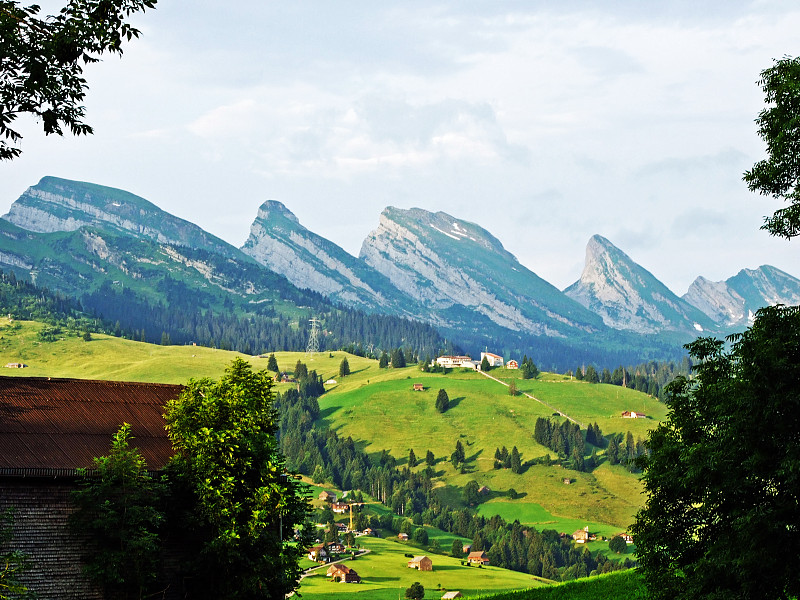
[483,569,646,600]
[318,366,664,531]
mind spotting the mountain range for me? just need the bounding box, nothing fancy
[2,176,799,368]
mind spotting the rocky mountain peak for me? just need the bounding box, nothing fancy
[254,200,300,226]
[565,235,715,335]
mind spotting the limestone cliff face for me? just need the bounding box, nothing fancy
[564,235,716,335]
[241,201,418,314]
[359,207,603,337]
[2,176,236,257]
[683,266,800,328]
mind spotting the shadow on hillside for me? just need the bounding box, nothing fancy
[448,396,465,409]
[368,576,400,582]
[318,406,338,420]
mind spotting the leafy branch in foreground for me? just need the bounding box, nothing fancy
[0,0,157,159]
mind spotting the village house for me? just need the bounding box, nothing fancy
[413,383,424,391]
[0,376,184,599]
[480,352,504,368]
[318,490,337,502]
[407,555,433,571]
[506,360,519,369]
[616,533,634,544]
[4,362,27,368]
[462,543,472,554]
[478,485,491,495]
[435,355,479,370]
[621,410,647,419]
[308,543,329,561]
[326,564,361,583]
[331,502,349,514]
[361,527,376,537]
[327,542,345,554]
[572,526,591,544]
[467,550,490,565]
[398,532,409,541]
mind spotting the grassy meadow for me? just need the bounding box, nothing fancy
[1,318,657,597]
[297,535,545,600]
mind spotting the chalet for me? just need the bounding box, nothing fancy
[413,383,424,391]
[319,490,337,502]
[326,564,361,583]
[478,485,491,495]
[398,532,409,541]
[442,592,463,599]
[616,533,634,544]
[435,355,475,369]
[0,376,184,599]
[332,502,350,514]
[506,360,519,370]
[407,555,433,571]
[4,362,26,368]
[462,543,472,554]
[327,542,345,554]
[361,528,376,537]
[467,550,490,565]
[621,411,647,419]
[572,526,590,544]
[308,544,329,561]
[335,522,349,532]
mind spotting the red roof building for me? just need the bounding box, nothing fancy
[0,376,184,598]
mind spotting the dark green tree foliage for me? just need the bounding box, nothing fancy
[608,536,627,554]
[520,355,539,379]
[451,538,464,558]
[584,365,599,383]
[338,356,350,377]
[463,480,480,506]
[412,527,428,545]
[408,448,417,468]
[510,446,522,474]
[164,358,311,600]
[378,351,389,368]
[391,348,406,368]
[451,440,465,465]
[0,0,157,160]
[70,424,164,600]
[533,418,588,471]
[743,56,800,238]
[0,509,34,599]
[405,581,424,600]
[267,353,279,373]
[632,306,800,600]
[435,388,449,413]
[425,450,435,466]
[508,380,518,396]
[480,355,491,371]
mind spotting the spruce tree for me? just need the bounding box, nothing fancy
[435,388,449,413]
[267,353,279,373]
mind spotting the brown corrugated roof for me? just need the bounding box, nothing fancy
[0,376,183,472]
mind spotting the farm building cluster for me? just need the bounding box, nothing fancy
[434,352,512,370]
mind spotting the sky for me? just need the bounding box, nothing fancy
[1,0,798,293]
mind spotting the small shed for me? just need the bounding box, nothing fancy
[319,490,337,502]
[398,533,409,541]
[413,383,424,391]
[407,555,433,571]
[442,592,463,599]
[327,564,361,583]
[506,360,519,370]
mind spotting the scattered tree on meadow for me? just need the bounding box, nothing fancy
[339,356,350,377]
[508,380,518,396]
[391,348,406,368]
[451,439,465,465]
[520,355,539,379]
[463,480,480,506]
[510,446,522,474]
[425,450,435,466]
[608,536,627,554]
[435,388,450,413]
[378,351,389,368]
[405,582,425,600]
[267,353,279,372]
[294,359,308,379]
[451,538,464,558]
[408,448,417,468]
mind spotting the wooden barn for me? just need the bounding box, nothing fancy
[0,376,184,599]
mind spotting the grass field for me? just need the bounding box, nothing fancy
[481,569,646,600]
[0,318,655,575]
[297,535,546,600]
